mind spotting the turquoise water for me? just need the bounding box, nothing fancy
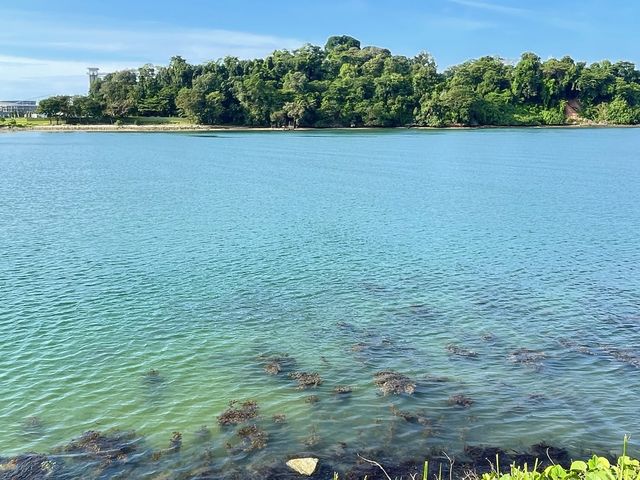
[0,129,639,475]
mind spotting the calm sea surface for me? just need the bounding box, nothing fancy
[0,129,639,475]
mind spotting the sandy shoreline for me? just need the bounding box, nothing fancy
[1,123,636,133]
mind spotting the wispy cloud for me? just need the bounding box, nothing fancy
[447,0,588,32]
[448,0,529,16]
[0,10,306,98]
[0,55,137,99]
[428,16,496,31]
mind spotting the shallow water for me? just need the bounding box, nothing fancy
[0,129,639,475]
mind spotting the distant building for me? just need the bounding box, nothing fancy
[87,67,108,90]
[0,100,38,118]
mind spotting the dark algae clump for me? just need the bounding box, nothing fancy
[234,425,268,451]
[0,454,56,480]
[263,361,281,375]
[508,348,547,368]
[333,385,353,395]
[390,405,431,426]
[217,400,259,426]
[151,431,183,460]
[62,430,138,462]
[272,414,286,424]
[448,394,474,408]
[258,354,297,376]
[374,370,416,395]
[446,343,479,358]
[288,371,322,389]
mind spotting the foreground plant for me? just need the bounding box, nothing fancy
[481,436,639,480]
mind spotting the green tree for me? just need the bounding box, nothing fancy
[37,96,71,124]
[512,52,543,102]
[325,35,361,52]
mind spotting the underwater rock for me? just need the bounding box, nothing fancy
[63,430,137,462]
[446,344,479,358]
[304,395,320,405]
[286,457,319,476]
[217,400,259,426]
[448,394,474,408]
[289,371,322,389]
[373,371,416,395]
[507,348,547,367]
[333,386,353,395]
[0,454,56,480]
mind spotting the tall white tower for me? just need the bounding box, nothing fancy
[87,68,100,88]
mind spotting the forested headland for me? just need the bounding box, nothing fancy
[36,35,640,127]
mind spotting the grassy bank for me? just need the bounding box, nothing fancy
[2,117,636,133]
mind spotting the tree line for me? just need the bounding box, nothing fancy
[37,35,640,127]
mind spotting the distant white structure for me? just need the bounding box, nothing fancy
[87,67,108,89]
[0,100,37,118]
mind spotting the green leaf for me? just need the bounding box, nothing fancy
[596,457,611,470]
[570,461,588,472]
[544,464,568,480]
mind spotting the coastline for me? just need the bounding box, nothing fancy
[1,123,638,133]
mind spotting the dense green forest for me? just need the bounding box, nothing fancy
[37,35,640,127]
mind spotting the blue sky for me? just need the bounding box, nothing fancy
[1,0,638,99]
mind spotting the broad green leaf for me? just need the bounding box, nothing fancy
[570,461,588,472]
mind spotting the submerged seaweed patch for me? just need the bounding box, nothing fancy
[20,416,45,437]
[289,371,322,389]
[218,400,259,426]
[194,425,211,442]
[390,405,431,426]
[374,371,416,395]
[258,353,297,376]
[235,425,268,451]
[0,454,56,480]
[446,343,479,359]
[334,385,353,395]
[62,430,138,462]
[508,348,547,367]
[272,414,286,424]
[559,339,640,368]
[304,395,320,405]
[448,394,474,408]
[151,431,183,461]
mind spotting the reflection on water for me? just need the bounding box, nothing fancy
[0,129,639,477]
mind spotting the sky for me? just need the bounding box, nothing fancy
[1,0,638,99]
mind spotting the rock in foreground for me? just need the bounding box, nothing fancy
[286,457,319,476]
